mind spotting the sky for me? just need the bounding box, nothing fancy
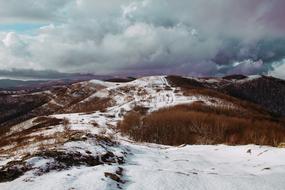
[0,0,285,79]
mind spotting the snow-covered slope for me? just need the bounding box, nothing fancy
[0,76,285,190]
[2,143,285,190]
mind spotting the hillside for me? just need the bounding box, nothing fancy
[167,75,285,116]
[0,76,285,190]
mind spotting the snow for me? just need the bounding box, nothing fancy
[89,79,118,88]
[27,157,55,168]
[95,75,223,113]
[26,125,65,137]
[237,75,262,83]
[92,89,110,98]
[0,165,121,190]
[5,118,35,136]
[1,76,284,190]
[1,143,285,190]
[122,143,285,190]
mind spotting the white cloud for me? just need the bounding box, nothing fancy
[0,0,284,77]
[269,59,285,79]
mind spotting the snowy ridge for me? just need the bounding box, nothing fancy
[0,76,285,190]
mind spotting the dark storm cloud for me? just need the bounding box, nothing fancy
[0,68,81,79]
[213,39,285,65]
[0,0,284,77]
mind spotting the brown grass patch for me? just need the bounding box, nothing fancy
[65,97,112,113]
[118,104,285,146]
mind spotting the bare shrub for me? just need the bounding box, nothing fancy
[118,111,142,140]
[32,117,64,130]
[133,106,149,115]
[118,104,285,146]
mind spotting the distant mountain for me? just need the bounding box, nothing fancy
[220,76,285,116]
[0,74,112,92]
[0,79,47,89]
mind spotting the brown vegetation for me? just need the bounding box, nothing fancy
[167,75,274,119]
[132,106,149,115]
[0,160,30,183]
[0,82,100,133]
[32,117,64,130]
[166,75,204,89]
[118,103,285,146]
[0,149,124,183]
[0,94,50,129]
[0,117,72,155]
[64,97,112,113]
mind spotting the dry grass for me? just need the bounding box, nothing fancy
[118,104,285,146]
[65,97,112,113]
[0,117,73,155]
[0,129,87,156]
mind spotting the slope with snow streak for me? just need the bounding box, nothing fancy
[1,76,285,190]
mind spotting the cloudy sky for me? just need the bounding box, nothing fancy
[0,0,285,78]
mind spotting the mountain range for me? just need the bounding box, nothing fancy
[0,75,285,190]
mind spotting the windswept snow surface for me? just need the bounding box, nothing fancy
[123,143,285,190]
[1,76,285,190]
[1,143,285,190]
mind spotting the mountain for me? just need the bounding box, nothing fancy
[0,79,48,89]
[167,75,285,116]
[220,76,285,116]
[0,75,285,190]
[0,74,113,91]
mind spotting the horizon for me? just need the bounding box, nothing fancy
[0,72,282,82]
[0,66,284,81]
